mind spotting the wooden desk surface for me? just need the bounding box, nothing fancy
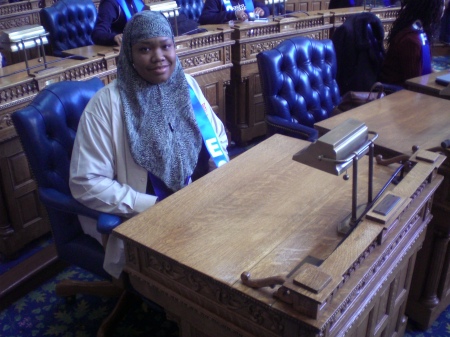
[62,45,119,60]
[116,134,393,284]
[315,89,450,156]
[405,70,450,98]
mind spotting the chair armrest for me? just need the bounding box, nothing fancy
[382,83,404,95]
[39,187,122,234]
[97,213,122,235]
[39,187,102,219]
[266,115,319,142]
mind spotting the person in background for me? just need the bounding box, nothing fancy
[379,0,445,86]
[92,0,144,46]
[198,0,270,24]
[70,11,229,277]
[92,0,201,45]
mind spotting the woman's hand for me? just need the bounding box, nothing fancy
[254,7,265,17]
[235,9,248,21]
[114,34,123,46]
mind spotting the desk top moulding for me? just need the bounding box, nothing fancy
[0,53,117,140]
[230,13,331,65]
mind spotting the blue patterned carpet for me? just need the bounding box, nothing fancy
[0,265,179,337]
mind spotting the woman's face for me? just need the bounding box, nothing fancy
[131,36,176,84]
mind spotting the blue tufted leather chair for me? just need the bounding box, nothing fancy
[12,78,125,336]
[40,0,97,58]
[257,37,341,141]
[176,0,204,21]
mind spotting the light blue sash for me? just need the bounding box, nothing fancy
[189,86,228,168]
[116,0,144,20]
[222,0,254,12]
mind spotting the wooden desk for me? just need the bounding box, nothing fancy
[315,90,450,329]
[115,133,443,337]
[405,70,450,100]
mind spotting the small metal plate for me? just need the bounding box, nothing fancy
[373,194,401,216]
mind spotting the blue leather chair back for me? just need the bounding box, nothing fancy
[176,0,204,21]
[40,0,97,57]
[257,37,341,141]
[12,78,110,279]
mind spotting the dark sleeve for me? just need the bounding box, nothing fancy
[397,34,424,80]
[253,1,270,17]
[198,0,237,24]
[92,0,120,46]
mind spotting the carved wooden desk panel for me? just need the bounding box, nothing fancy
[115,134,443,337]
[284,0,330,13]
[175,27,235,124]
[315,90,450,329]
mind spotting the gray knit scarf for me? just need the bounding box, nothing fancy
[117,11,202,192]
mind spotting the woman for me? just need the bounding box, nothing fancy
[70,11,229,277]
[198,0,270,24]
[379,0,445,85]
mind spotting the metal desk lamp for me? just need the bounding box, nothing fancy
[293,118,378,234]
[0,24,59,77]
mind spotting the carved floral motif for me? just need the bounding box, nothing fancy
[180,51,221,69]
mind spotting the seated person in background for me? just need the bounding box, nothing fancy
[198,0,270,24]
[379,0,445,86]
[92,0,144,46]
[93,0,200,45]
[70,11,229,278]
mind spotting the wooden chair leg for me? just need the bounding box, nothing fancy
[55,279,123,298]
[96,290,133,337]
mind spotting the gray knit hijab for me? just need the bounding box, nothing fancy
[117,11,202,192]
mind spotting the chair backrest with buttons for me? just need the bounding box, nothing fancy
[40,0,97,58]
[12,78,110,278]
[257,37,341,141]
